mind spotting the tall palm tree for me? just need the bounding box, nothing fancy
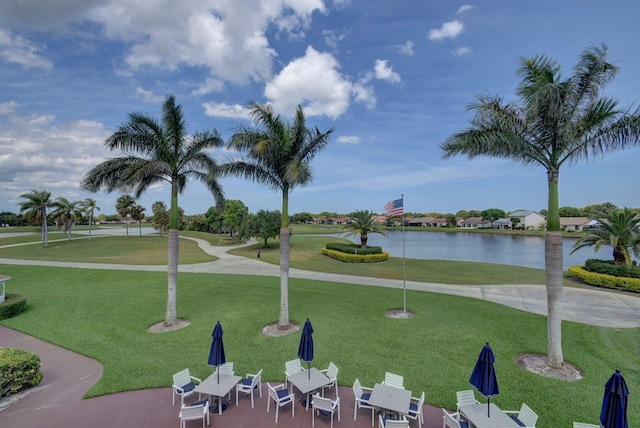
[225,102,333,329]
[116,194,136,236]
[82,198,100,240]
[571,208,640,265]
[51,197,83,240]
[81,94,225,327]
[18,189,52,247]
[440,43,640,368]
[340,210,388,248]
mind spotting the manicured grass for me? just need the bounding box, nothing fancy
[0,263,637,427]
[0,236,216,264]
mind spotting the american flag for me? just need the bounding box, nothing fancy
[384,198,404,217]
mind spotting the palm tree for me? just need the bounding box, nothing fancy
[81,94,225,327]
[340,210,388,248]
[225,102,333,329]
[18,189,52,246]
[51,197,83,240]
[571,208,640,265]
[440,43,640,369]
[130,204,146,237]
[116,194,136,236]
[82,198,100,240]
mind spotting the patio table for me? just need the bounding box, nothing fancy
[368,383,411,417]
[459,403,521,428]
[194,373,242,415]
[287,367,332,410]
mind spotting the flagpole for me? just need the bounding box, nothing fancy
[401,194,406,314]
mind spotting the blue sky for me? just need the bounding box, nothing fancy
[1,0,639,216]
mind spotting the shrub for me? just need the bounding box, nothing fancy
[321,248,389,263]
[325,242,383,255]
[584,259,640,279]
[0,293,27,320]
[0,348,43,397]
[568,265,640,293]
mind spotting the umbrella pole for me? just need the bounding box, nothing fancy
[488,397,490,417]
[308,361,310,379]
[217,368,220,384]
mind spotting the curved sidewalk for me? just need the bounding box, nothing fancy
[2,236,639,328]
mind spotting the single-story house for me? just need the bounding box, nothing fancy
[459,217,493,229]
[560,217,591,232]
[407,217,448,227]
[506,210,546,230]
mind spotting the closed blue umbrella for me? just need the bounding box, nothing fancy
[298,318,314,379]
[469,342,499,417]
[208,321,226,383]
[600,369,629,428]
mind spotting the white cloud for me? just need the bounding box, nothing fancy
[396,40,414,56]
[323,29,347,50]
[192,78,225,96]
[457,5,475,14]
[453,47,472,56]
[264,46,354,118]
[0,29,53,70]
[373,60,401,84]
[428,20,464,41]
[202,102,248,119]
[0,101,20,115]
[135,87,164,104]
[337,135,360,144]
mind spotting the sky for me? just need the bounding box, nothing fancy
[1,0,639,217]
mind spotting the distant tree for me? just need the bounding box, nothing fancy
[583,202,618,219]
[559,206,583,217]
[19,189,53,246]
[341,210,388,249]
[319,211,338,218]
[205,206,224,233]
[0,212,25,226]
[540,209,548,217]
[103,214,121,223]
[468,210,482,218]
[455,210,470,219]
[481,208,506,221]
[292,212,313,223]
[510,217,522,230]
[151,201,169,235]
[131,204,146,236]
[183,214,209,232]
[445,214,457,227]
[223,200,249,240]
[116,195,136,236]
[240,210,281,247]
[51,197,83,240]
[82,198,100,240]
[571,208,640,265]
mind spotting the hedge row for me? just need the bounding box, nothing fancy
[584,259,640,279]
[0,293,27,320]
[322,248,389,263]
[0,348,43,397]
[568,265,640,293]
[325,242,383,255]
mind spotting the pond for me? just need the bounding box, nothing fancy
[343,230,632,270]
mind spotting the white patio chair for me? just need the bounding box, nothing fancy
[442,408,469,428]
[379,414,409,428]
[504,403,538,427]
[236,368,263,408]
[382,372,404,389]
[573,423,600,428]
[179,398,209,428]
[312,393,340,428]
[284,358,304,391]
[406,390,425,427]
[455,389,479,413]
[321,361,339,397]
[266,382,295,423]
[353,378,375,427]
[172,368,201,406]
[214,361,234,375]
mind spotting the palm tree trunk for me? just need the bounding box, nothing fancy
[42,210,48,247]
[166,229,178,326]
[545,175,564,368]
[278,188,290,329]
[88,213,93,240]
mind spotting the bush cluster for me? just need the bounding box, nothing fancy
[0,293,27,320]
[568,265,640,293]
[321,248,389,263]
[325,242,383,255]
[0,348,43,397]
[584,259,640,279]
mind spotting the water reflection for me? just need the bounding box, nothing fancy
[342,230,630,270]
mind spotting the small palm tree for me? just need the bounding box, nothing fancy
[131,204,146,237]
[340,210,388,248]
[18,189,52,246]
[81,94,225,327]
[82,198,100,240]
[571,208,640,265]
[116,195,136,236]
[51,197,83,240]
[225,102,333,329]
